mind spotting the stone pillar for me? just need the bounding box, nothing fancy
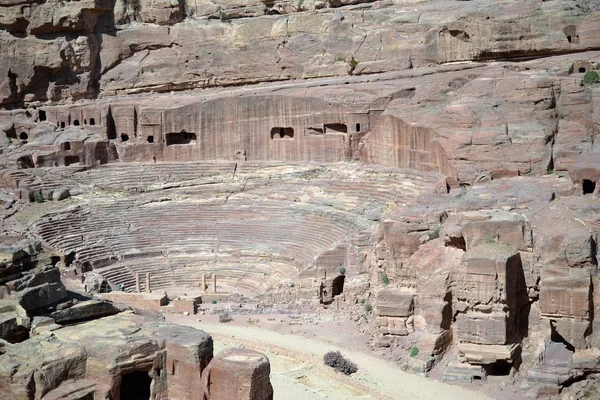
[201,274,206,293]
[135,272,141,293]
[213,274,217,294]
[146,273,151,293]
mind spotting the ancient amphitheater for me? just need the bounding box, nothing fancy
[1,0,600,399]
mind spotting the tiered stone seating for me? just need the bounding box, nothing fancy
[30,162,440,296]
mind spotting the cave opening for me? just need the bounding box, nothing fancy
[324,123,348,134]
[166,131,197,146]
[65,156,80,166]
[120,371,152,400]
[483,361,511,376]
[579,67,586,73]
[583,179,596,195]
[90,117,96,126]
[332,275,345,297]
[19,132,28,140]
[107,107,117,140]
[270,127,294,140]
[147,135,154,143]
[73,120,80,126]
[563,26,578,44]
[121,133,129,142]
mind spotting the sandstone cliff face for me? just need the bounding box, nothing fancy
[2,0,600,399]
[2,0,599,106]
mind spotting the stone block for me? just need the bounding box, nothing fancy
[416,330,453,356]
[457,343,520,365]
[572,348,600,370]
[375,289,414,318]
[455,311,508,345]
[442,361,486,382]
[202,348,273,400]
[539,266,591,320]
[103,292,168,311]
[459,211,531,251]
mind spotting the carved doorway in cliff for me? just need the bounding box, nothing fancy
[120,370,151,400]
[583,179,596,195]
[332,275,345,297]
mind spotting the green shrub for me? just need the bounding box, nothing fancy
[217,6,227,21]
[583,70,599,86]
[410,346,419,357]
[211,299,217,304]
[33,193,44,203]
[484,236,494,244]
[380,268,389,286]
[429,228,440,239]
[349,58,358,69]
[339,267,346,275]
[290,282,295,288]
[364,302,373,313]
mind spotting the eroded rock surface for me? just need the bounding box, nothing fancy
[1,0,600,398]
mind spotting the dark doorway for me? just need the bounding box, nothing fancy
[90,117,96,126]
[564,26,578,44]
[583,179,596,195]
[120,371,151,400]
[147,136,154,143]
[60,121,66,129]
[63,142,71,151]
[355,123,361,132]
[332,275,345,297]
[73,120,80,126]
[579,67,586,73]
[270,127,294,140]
[483,361,511,376]
[65,156,80,166]
[121,133,129,142]
[166,131,197,146]
[106,107,117,140]
[324,123,348,134]
[39,110,46,121]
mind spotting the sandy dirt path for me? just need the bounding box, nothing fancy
[168,315,491,400]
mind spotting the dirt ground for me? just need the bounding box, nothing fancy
[167,312,524,400]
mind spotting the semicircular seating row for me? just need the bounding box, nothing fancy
[28,162,440,295]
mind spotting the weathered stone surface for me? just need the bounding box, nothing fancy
[0,335,88,400]
[202,347,274,400]
[375,289,414,318]
[49,299,121,324]
[2,0,600,396]
[102,292,168,311]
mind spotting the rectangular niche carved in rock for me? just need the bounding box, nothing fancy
[324,123,348,134]
[307,127,324,135]
[271,127,294,140]
[64,155,80,166]
[166,131,197,146]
